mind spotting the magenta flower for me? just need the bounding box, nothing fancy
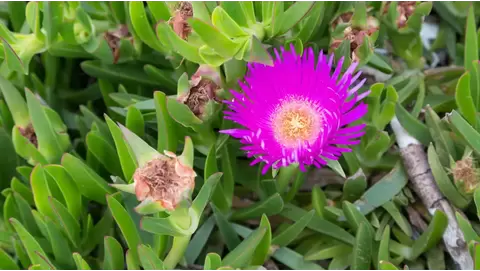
[221,45,370,174]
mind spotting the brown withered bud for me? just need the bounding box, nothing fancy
[104,24,132,63]
[383,1,417,28]
[452,156,480,194]
[133,153,196,211]
[330,12,379,62]
[178,65,222,118]
[169,1,193,40]
[332,12,353,29]
[330,25,377,62]
[19,123,38,148]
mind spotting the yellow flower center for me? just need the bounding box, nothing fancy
[271,98,322,148]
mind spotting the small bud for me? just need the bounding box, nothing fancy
[18,123,37,148]
[133,152,196,211]
[452,156,480,195]
[330,11,379,62]
[177,65,222,118]
[383,1,417,29]
[104,24,133,64]
[169,1,193,40]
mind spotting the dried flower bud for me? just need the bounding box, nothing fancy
[452,156,480,194]
[169,1,193,40]
[178,65,222,118]
[330,21,378,62]
[104,24,133,63]
[133,152,196,211]
[383,1,417,28]
[19,123,38,148]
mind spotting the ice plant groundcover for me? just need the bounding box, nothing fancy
[1,1,480,270]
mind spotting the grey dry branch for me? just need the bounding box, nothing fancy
[391,117,473,269]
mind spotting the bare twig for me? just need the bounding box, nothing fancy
[390,117,473,269]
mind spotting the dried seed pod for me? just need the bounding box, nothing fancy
[18,123,38,148]
[133,152,196,211]
[169,1,193,40]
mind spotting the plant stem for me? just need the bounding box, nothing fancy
[163,235,191,269]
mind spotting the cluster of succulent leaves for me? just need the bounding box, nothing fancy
[2,1,480,270]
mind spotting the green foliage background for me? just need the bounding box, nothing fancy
[1,1,480,270]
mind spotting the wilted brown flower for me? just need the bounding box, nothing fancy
[169,1,193,40]
[452,156,480,194]
[104,24,132,63]
[133,152,196,211]
[178,65,222,118]
[383,1,417,28]
[19,123,38,148]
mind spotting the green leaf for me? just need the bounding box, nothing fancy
[352,222,373,269]
[455,72,477,128]
[212,204,241,251]
[304,243,352,261]
[118,123,160,168]
[465,5,479,106]
[9,218,55,269]
[427,144,470,208]
[1,38,26,75]
[30,165,55,219]
[326,158,347,178]
[475,242,480,270]
[107,195,142,264]
[61,153,114,204]
[250,215,272,265]
[129,1,166,52]
[86,131,123,178]
[351,163,408,216]
[189,17,242,57]
[103,236,125,270]
[410,210,448,259]
[137,244,164,270]
[378,225,391,263]
[126,106,145,138]
[343,201,374,234]
[204,253,222,270]
[273,246,324,270]
[156,22,204,64]
[105,115,137,182]
[230,193,284,220]
[48,197,81,246]
[81,60,165,88]
[185,216,216,265]
[274,1,314,36]
[395,103,432,146]
[154,91,178,153]
[295,2,325,43]
[281,204,355,245]
[0,75,29,126]
[455,211,480,245]
[382,201,412,237]
[0,129,17,190]
[206,145,229,212]
[143,65,176,93]
[26,89,70,163]
[42,215,74,268]
[13,192,40,236]
[448,110,480,155]
[126,249,140,270]
[379,261,399,270]
[0,248,20,269]
[425,105,456,165]
[191,172,222,217]
[147,1,170,21]
[242,36,273,66]
[222,224,267,268]
[72,253,91,270]
[272,210,314,247]
[212,6,248,38]
[342,169,367,202]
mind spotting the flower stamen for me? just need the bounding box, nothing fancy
[271,98,323,148]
